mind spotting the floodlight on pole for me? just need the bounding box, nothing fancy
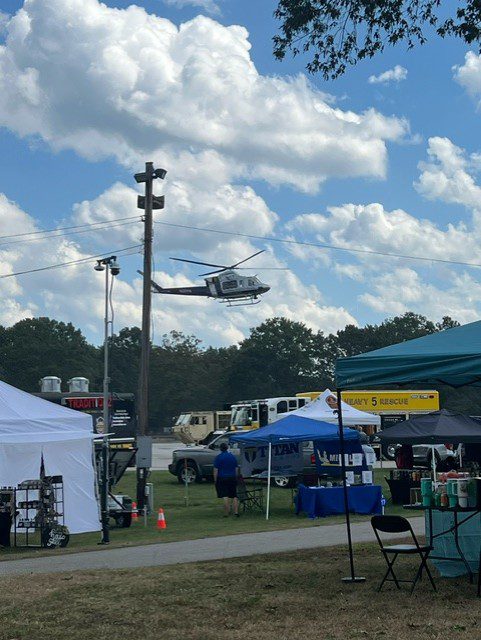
[94,255,120,545]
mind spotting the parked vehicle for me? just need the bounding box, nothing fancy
[168,432,375,488]
[230,397,308,431]
[412,444,457,469]
[172,410,231,444]
[369,435,457,469]
[169,433,240,484]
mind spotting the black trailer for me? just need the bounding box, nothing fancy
[34,391,137,439]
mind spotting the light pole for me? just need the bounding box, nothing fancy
[94,255,120,544]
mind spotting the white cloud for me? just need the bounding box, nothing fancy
[415,136,481,210]
[453,51,481,99]
[0,188,357,346]
[163,0,222,16]
[0,12,10,35]
[0,0,408,194]
[360,267,481,325]
[368,65,407,85]
[72,177,278,258]
[287,201,481,266]
[286,196,481,324]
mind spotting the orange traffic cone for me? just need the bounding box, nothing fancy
[132,501,139,522]
[157,507,167,530]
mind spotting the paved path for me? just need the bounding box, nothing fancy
[0,517,423,577]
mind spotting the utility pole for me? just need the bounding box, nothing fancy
[134,163,166,510]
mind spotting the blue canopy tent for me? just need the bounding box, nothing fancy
[230,414,360,520]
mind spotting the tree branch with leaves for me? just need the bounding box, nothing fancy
[273,1,481,79]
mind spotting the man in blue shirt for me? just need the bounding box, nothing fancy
[214,442,239,517]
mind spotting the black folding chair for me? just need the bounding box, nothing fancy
[237,477,264,513]
[371,515,436,594]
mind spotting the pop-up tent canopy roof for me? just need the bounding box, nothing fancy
[0,380,94,442]
[0,381,100,534]
[289,389,380,426]
[230,414,361,446]
[336,320,481,389]
[378,409,481,445]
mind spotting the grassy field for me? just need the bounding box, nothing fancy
[0,542,476,640]
[0,470,416,558]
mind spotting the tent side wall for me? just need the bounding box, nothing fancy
[42,438,101,534]
[0,442,44,490]
[0,438,100,535]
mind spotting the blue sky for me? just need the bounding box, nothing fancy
[2,0,481,346]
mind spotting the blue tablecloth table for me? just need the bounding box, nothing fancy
[295,484,382,519]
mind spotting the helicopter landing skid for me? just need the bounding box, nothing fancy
[219,296,261,307]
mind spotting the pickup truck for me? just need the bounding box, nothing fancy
[168,432,375,488]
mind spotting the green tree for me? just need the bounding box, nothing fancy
[273,1,481,78]
[227,317,332,399]
[334,312,441,358]
[109,327,141,393]
[150,331,211,431]
[1,317,99,391]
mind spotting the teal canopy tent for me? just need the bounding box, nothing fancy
[336,319,481,389]
[334,319,481,584]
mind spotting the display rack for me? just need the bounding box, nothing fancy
[13,475,67,548]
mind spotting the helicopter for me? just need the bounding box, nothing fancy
[140,250,271,307]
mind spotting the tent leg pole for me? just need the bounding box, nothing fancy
[337,388,365,584]
[266,442,272,521]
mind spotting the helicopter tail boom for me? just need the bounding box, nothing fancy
[137,270,211,297]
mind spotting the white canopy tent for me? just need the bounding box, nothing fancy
[288,389,381,427]
[0,381,100,534]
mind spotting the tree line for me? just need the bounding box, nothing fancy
[0,313,478,432]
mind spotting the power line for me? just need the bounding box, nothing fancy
[0,244,143,280]
[0,214,142,242]
[154,220,481,270]
[0,218,142,249]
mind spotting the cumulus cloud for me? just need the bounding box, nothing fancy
[0,0,408,193]
[0,11,9,35]
[73,178,277,256]
[415,136,481,210]
[0,188,357,346]
[453,51,481,99]
[368,65,407,85]
[163,0,222,16]
[360,267,481,325]
[285,195,481,324]
[287,201,481,266]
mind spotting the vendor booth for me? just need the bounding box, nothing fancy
[0,381,100,547]
[335,319,481,590]
[378,409,481,579]
[230,414,381,520]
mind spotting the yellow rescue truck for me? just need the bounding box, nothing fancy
[296,390,439,459]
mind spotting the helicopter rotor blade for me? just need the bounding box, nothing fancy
[230,249,265,269]
[199,268,228,276]
[170,257,229,269]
